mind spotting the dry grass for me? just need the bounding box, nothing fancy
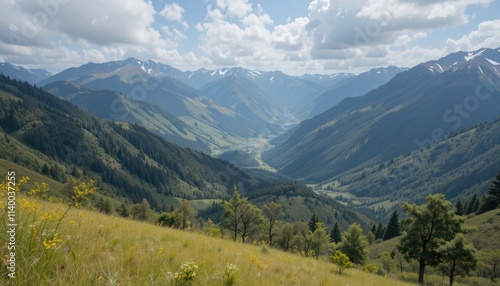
[0,192,415,286]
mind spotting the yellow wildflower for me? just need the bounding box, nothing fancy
[28,182,50,199]
[43,234,63,250]
[41,212,53,221]
[69,179,98,208]
[43,239,51,250]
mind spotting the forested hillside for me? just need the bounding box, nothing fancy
[0,74,262,209]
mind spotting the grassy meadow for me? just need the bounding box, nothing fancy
[0,191,415,286]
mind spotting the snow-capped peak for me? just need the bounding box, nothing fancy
[464,49,485,62]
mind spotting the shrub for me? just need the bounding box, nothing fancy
[329,251,354,275]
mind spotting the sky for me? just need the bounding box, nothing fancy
[0,0,499,75]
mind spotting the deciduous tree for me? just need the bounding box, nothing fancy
[437,233,477,286]
[311,222,330,259]
[339,223,367,265]
[261,202,284,247]
[222,188,262,242]
[398,194,468,285]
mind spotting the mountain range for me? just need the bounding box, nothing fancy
[1,47,499,219]
[264,48,500,184]
[0,74,369,229]
[0,62,52,84]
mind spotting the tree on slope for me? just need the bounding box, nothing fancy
[222,188,246,242]
[339,223,367,265]
[437,233,477,286]
[398,194,469,285]
[238,202,263,243]
[311,222,330,259]
[261,202,284,247]
[330,222,342,244]
[308,213,320,232]
[383,210,401,240]
[221,187,262,242]
[477,171,500,214]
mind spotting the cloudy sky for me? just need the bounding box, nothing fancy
[1,0,499,75]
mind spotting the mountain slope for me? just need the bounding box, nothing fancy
[264,48,500,182]
[40,60,269,147]
[0,74,263,208]
[184,67,322,108]
[38,57,185,86]
[308,66,405,117]
[43,81,211,152]
[201,75,281,127]
[321,117,500,214]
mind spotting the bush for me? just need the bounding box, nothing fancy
[329,251,354,275]
[363,264,379,274]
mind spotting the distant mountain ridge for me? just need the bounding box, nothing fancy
[264,47,500,182]
[0,62,52,84]
[43,80,211,153]
[294,66,407,118]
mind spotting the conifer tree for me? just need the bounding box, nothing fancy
[118,203,129,217]
[477,171,500,214]
[375,223,385,240]
[309,213,320,232]
[383,210,401,241]
[455,199,464,216]
[465,194,479,214]
[330,222,342,244]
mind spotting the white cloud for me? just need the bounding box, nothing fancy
[159,2,188,30]
[196,6,275,66]
[303,0,493,69]
[0,0,167,47]
[0,0,498,75]
[445,19,500,52]
[272,17,310,51]
[160,3,184,22]
[216,0,252,18]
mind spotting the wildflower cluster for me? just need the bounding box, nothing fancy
[249,252,267,271]
[69,179,98,208]
[173,262,198,286]
[28,182,50,199]
[43,233,63,250]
